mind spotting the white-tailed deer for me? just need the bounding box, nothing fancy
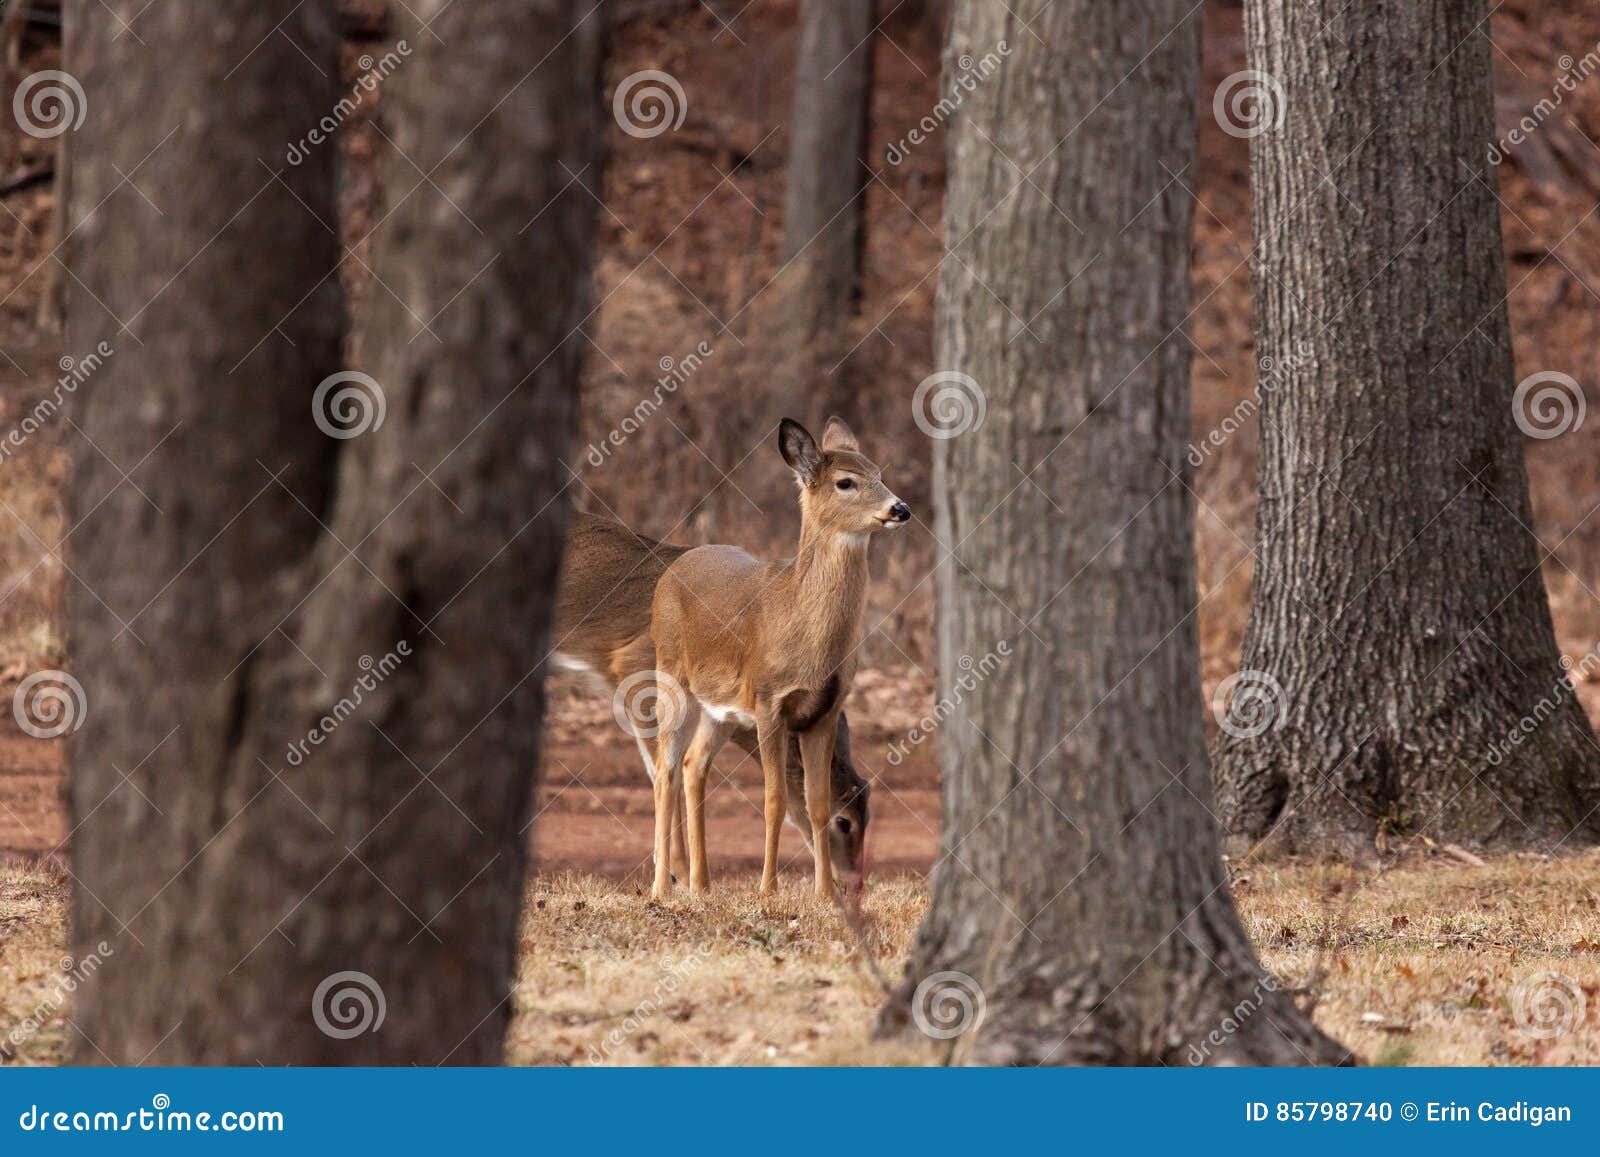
[649,417,908,898]
[550,511,871,884]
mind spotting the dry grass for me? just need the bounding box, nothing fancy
[5,851,1600,1066]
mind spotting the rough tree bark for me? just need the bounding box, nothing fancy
[877,1,1343,1065]
[63,0,600,1063]
[1212,0,1600,853]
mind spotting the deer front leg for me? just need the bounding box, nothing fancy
[798,714,838,898]
[755,716,788,895]
[650,697,696,901]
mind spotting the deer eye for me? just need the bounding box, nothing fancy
[835,478,854,491]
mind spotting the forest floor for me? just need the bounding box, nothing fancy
[4,0,1600,1068]
[5,849,1600,1066]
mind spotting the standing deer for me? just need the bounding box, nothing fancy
[550,511,871,885]
[650,417,908,898]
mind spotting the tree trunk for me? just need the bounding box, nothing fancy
[1212,0,1600,854]
[775,0,873,419]
[877,1,1344,1065]
[63,0,600,1063]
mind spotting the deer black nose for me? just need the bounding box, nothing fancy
[890,501,911,523]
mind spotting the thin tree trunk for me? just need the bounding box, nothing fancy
[63,0,600,1063]
[1212,0,1600,854]
[877,1,1343,1065]
[774,0,873,421]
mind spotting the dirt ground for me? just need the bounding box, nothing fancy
[6,846,1600,1066]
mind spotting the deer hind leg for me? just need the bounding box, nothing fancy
[682,712,734,894]
[798,716,839,898]
[755,716,789,895]
[635,733,691,882]
[650,694,698,901]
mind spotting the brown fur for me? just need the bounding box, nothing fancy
[550,512,870,880]
[649,417,907,898]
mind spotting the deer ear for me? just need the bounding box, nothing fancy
[821,415,859,452]
[778,418,821,484]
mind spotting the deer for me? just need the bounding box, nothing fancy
[648,416,909,899]
[549,510,872,887]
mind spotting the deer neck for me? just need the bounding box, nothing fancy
[788,522,871,658]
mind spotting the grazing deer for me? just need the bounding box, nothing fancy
[649,417,908,898]
[549,511,871,885]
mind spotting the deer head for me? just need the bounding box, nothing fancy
[778,416,910,537]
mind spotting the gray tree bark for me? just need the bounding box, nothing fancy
[63,0,600,1063]
[1212,0,1600,854]
[877,1,1343,1065]
[774,0,873,420]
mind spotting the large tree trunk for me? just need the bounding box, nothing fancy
[774,0,873,419]
[877,1,1343,1065]
[63,0,600,1063]
[1212,0,1600,854]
